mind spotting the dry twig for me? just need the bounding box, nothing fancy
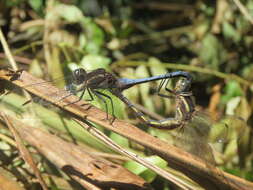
[0,113,49,190]
[0,113,149,190]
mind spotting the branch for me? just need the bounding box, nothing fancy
[0,113,148,190]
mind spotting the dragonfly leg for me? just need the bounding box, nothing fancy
[156,78,174,99]
[157,79,166,92]
[93,90,115,123]
[92,90,110,120]
[85,88,94,102]
[164,78,174,93]
[22,99,32,106]
[63,88,87,107]
[76,88,94,110]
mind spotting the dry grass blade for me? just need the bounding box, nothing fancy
[0,113,49,190]
[0,68,253,190]
[0,29,18,70]
[0,168,25,190]
[74,118,193,190]
[0,113,149,190]
[233,0,253,25]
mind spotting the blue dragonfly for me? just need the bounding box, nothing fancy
[13,68,192,125]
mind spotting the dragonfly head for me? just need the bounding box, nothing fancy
[174,78,191,94]
[72,68,87,85]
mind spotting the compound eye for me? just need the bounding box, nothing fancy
[175,78,191,92]
[182,79,191,90]
[73,70,78,77]
[74,69,85,76]
[79,68,86,76]
[180,80,186,86]
[73,68,86,84]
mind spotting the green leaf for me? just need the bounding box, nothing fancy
[121,68,139,105]
[80,54,111,70]
[221,81,243,104]
[29,59,44,78]
[136,65,155,112]
[224,168,242,177]
[55,4,84,22]
[245,171,253,181]
[109,133,129,147]
[199,34,227,69]
[81,18,105,54]
[222,21,241,42]
[1,93,113,153]
[28,0,43,12]
[148,57,172,114]
[124,156,167,182]
[148,57,167,76]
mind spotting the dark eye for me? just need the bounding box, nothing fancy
[73,68,86,84]
[183,79,191,90]
[181,80,186,86]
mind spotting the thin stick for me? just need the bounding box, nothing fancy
[74,118,194,190]
[1,113,49,190]
[0,28,18,70]
[0,28,33,112]
[233,0,253,25]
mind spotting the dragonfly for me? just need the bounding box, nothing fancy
[119,75,195,129]
[126,76,246,163]
[8,68,192,124]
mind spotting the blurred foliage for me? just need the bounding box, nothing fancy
[0,0,253,189]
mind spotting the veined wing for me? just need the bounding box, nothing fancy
[2,71,76,107]
[171,111,217,164]
[171,111,246,164]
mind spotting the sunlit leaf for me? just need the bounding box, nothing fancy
[135,65,155,112]
[222,21,241,42]
[80,54,111,70]
[148,57,173,114]
[109,133,129,147]
[221,81,243,104]
[124,156,167,182]
[121,68,139,106]
[29,59,44,78]
[81,18,105,54]
[28,0,43,12]
[199,34,227,69]
[55,4,84,22]
[235,97,252,120]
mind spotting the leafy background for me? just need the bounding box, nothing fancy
[0,0,253,189]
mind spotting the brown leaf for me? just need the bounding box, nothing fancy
[1,113,49,190]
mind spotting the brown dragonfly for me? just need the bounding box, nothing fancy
[129,76,246,164]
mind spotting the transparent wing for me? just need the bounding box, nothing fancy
[23,73,70,87]
[2,71,77,107]
[171,111,247,164]
[171,112,216,164]
[19,67,95,92]
[19,68,101,105]
[171,112,230,164]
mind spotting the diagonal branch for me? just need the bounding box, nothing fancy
[0,113,149,190]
